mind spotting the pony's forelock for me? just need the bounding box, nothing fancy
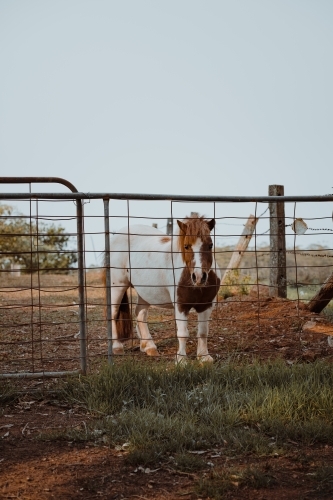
[177,216,213,263]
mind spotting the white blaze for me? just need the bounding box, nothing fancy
[192,240,204,284]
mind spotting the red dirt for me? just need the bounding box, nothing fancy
[2,399,333,499]
[1,274,332,374]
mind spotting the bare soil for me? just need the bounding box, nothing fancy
[2,401,333,499]
[1,273,333,498]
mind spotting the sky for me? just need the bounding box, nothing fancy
[1,1,333,263]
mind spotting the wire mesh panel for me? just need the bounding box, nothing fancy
[84,195,333,365]
[1,182,333,379]
[0,178,86,379]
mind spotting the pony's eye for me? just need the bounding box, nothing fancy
[209,243,213,249]
[184,244,191,250]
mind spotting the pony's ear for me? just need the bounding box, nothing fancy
[177,220,187,234]
[207,219,215,231]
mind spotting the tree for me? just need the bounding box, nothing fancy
[0,204,78,273]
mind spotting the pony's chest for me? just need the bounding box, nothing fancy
[176,269,220,314]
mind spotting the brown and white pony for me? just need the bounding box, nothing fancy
[105,216,221,362]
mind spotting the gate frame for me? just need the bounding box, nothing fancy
[0,177,87,378]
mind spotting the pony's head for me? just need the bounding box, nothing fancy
[177,216,215,286]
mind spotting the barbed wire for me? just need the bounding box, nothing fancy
[286,250,333,259]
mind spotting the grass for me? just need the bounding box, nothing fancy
[195,466,276,498]
[218,269,251,299]
[36,358,333,469]
[215,244,333,290]
[315,465,333,496]
[0,379,20,406]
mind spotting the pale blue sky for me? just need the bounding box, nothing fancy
[1,0,332,196]
[1,1,332,262]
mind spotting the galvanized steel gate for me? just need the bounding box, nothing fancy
[0,178,87,378]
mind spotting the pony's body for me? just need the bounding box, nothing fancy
[107,217,221,362]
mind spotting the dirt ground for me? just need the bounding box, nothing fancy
[1,272,333,373]
[1,273,333,498]
[2,396,333,499]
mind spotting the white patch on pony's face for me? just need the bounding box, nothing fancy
[191,239,206,286]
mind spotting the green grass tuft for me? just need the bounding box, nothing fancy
[173,452,207,471]
[196,466,276,497]
[28,359,333,468]
[315,465,333,495]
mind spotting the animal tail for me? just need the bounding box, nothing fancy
[102,267,133,341]
[116,291,133,341]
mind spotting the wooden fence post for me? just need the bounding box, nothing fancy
[269,185,287,298]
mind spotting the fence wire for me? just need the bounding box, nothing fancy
[1,184,333,382]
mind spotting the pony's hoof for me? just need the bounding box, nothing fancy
[198,354,214,363]
[113,347,124,355]
[175,355,187,365]
[146,348,160,357]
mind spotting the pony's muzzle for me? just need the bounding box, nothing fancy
[191,271,208,286]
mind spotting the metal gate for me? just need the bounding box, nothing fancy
[0,177,86,378]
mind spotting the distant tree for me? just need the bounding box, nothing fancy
[0,204,77,273]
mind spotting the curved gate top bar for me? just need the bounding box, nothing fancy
[0,177,79,193]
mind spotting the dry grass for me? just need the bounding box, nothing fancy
[216,244,333,287]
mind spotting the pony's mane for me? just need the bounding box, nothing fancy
[177,216,211,262]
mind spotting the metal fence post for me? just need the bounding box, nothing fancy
[76,199,87,374]
[167,218,173,236]
[103,199,113,363]
[269,185,287,298]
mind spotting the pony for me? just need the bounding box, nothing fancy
[105,216,221,363]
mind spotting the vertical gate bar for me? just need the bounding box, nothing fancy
[254,202,261,343]
[35,199,43,369]
[292,201,302,353]
[103,199,113,363]
[29,183,35,372]
[76,199,87,374]
[126,200,134,350]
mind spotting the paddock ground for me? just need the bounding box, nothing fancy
[1,271,333,376]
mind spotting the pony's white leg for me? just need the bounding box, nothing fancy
[135,297,159,356]
[175,310,189,364]
[197,307,214,363]
[110,285,129,354]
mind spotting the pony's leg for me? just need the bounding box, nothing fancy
[110,285,129,354]
[135,296,159,356]
[197,307,214,362]
[175,309,189,364]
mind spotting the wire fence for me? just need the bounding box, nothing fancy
[1,179,333,382]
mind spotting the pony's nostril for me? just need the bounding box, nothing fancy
[191,273,196,283]
[202,272,207,283]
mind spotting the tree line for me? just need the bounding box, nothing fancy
[0,204,77,273]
